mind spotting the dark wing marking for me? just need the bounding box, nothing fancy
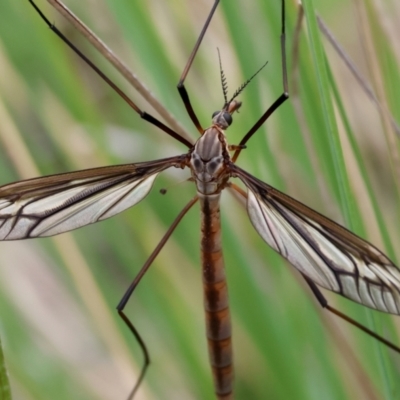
[232,164,400,315]
[0,156,184,239]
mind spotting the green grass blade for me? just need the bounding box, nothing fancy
[0,334,12,400]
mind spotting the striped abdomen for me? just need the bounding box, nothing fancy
[200,194,233,399]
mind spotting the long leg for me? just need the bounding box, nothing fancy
[47,0,191,142]
[302,275,400,353]
[28,0,193,148]
[117,196,198,399]
[232,0,289,163]
[177,0,220,134]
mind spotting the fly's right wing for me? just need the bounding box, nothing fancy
[232,164,400,315]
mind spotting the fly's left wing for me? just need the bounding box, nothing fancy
[232,165,400,315]
[0,156,184,240]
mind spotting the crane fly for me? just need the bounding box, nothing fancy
[1,0,400,399]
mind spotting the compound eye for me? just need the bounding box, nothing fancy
[223,112,232,126]
[212,111,219,118]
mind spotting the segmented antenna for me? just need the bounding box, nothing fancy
[217,48,229,106]
[228,60,268,104]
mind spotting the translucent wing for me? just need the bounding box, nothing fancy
[233,165,400,315]
[0,156,183,239]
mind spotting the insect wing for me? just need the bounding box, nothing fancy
[0,157,181,239]
[233,165,400,315]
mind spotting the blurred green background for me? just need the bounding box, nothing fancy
[0,0,400,399]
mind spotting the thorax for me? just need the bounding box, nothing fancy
[189,125,230,196]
